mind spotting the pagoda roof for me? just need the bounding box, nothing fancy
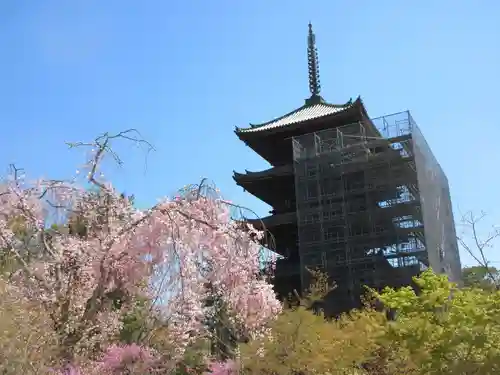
[246,212,296,229]
[235,97,356,134]
[233,165,293,181]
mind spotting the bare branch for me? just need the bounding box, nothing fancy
[457,210,500,288]
[67,129,155,192]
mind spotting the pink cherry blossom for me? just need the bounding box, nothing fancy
[97,343,158,374]
[0,132,281,363]
[206,360,237,375]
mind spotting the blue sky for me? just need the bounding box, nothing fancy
[1,1,499,266]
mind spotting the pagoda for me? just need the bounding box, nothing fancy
[233,24,461,315]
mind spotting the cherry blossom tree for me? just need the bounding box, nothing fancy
[0,130,281,368]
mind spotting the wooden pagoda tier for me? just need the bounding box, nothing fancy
[233,165,294,208]
[234,96,370,166]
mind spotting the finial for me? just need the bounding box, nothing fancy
[307,22,321,97]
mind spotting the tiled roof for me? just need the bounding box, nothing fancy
[233,165,293,180]
[237,101,353,133]
[246,212,297,227]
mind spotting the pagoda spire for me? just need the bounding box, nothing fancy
[305,22,323,105]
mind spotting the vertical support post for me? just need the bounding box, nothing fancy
[292,138,301,161]
[314,133,322,156]
[362,153,374,289]
[383,116,389,138]
[407,110,413,133]
[360,122,366,143]
[336,128,343,149]
[316,133,324,260]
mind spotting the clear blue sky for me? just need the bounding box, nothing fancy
[1,1,499,266]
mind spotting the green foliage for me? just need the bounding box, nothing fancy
[239,268,383,374]
[0,252,19,276]
[462,265,499,290]
[0,278,59,374]
[207,298,238,361]
[301,266,336,306]
[373,270,500,374]
[0,216,31,276]
[240,269,500,375]
[239,304,384,374]
[173,340,211,375]
[119,296,151,344]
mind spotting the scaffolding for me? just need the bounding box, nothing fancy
[408,116,462,283]
[292,111,461,313]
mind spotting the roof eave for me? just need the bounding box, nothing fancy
[236,98,365,139]
[235,97,355,135]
